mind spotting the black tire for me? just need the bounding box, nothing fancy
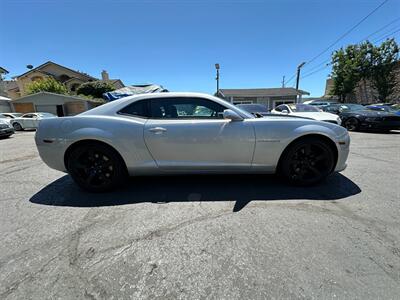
[12,122,23,131]
[344,117,359,131]
[279,137,335,186]
[66,142,127,192]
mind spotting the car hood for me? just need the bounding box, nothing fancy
[290,111,339,121]
[342,110,397,117]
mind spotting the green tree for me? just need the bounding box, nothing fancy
[26,77,68,95]
[76,81,115,99]
[369,39,399,101]
[330,45,363,102]
[330,39,399,102]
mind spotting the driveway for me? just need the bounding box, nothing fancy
[0,131,399,299]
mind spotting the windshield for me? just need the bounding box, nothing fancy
[340,104,365,111]
[236,104,269,113]
[289,104,319,112]
[38,113,56,118]
[367,106,397,113]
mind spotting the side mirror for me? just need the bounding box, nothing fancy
[223,109,243,121]
[281,109,289,114]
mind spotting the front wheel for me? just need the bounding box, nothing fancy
[279,137,335,186]
[344,118,359,131]
[66,143,127,192]
[12,122,23,131]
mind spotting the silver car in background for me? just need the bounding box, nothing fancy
[35,92,350,192]
[11,112,56,131]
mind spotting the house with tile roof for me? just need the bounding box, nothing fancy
[6,61,124,99]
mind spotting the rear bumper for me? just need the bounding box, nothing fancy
[35,135,68,172]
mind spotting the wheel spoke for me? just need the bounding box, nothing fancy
[85,172,96,185]
[314,154,326,163]
[303,144,312,155]
[308,166,322,177]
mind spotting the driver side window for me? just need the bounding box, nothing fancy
[275,105,284,112]
[150,97,226,119]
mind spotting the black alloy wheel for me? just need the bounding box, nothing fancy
[280,137,335,186]
[344,118,359,131]
[13,122,23,131]
[66,143,127,192]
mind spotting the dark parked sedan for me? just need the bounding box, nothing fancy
[0,121,15,138]
[340,105,400,132]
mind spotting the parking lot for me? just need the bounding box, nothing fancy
[0,130,399,299]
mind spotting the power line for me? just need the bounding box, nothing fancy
[305,0,389,66]
[360,16,400,41]
[301,64,332,79]
[300,28,400,80]
[303,17,400,73]
[285,72,297,85]
[372,27,400,43]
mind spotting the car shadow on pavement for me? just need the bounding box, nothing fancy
[30,173,361,212]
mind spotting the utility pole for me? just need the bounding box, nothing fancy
[295,62,306,90]
[281,75,285,88]
[215,63,220,95]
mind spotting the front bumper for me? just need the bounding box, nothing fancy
[0,127,15,136]
[360,119,400,130]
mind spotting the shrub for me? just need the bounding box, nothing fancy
[76,81,115,99]
[26,77,68,95]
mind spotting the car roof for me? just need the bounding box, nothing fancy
[81,92,254,118]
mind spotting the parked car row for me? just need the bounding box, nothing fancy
[236,102,400,132]
[1,112,57,131]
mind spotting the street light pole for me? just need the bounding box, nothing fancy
[215,63,220,95]
[295,62,306,90]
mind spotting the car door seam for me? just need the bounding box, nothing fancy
[142,119,160,168]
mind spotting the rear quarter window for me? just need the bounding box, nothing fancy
[119,100,150,118]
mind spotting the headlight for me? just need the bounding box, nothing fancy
[336,117,342,125]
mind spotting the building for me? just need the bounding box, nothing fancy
[0,66,9,97]
[11,92,102,116]
[218,88,310,110]
[5,61,124,99]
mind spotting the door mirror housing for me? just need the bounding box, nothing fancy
[223,109,243,121]
[281,109,289,114]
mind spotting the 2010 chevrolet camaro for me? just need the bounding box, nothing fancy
[35,92,350,192]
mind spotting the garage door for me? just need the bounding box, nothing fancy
[35,105,58,115]
[13,103,34,113]
[0,103,12,113]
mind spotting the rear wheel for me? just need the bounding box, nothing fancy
[66,143,127,192]
[280,137,335,186]
[13,122,23,131]
[344,118,359,131]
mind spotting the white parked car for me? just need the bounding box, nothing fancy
[11,112,56,131]
[271,104,342,125]
[0,113,23,126]
[35,92,349,192]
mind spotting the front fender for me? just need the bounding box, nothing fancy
[252,120,346,170]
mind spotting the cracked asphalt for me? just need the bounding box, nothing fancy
[0,130,399,299]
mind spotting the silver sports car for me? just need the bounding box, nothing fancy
[35,92,350,192]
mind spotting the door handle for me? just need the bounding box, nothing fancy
[149,127,167,133]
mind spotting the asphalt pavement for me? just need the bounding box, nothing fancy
[0,130,399,299]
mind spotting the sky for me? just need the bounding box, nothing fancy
[1,0,399,97]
